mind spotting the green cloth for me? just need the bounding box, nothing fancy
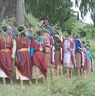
[54,38,61,51]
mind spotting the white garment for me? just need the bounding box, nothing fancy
[63,37,74,68]
[64,53,71,64]
[52,46,55,63]
[11,39,17,59]
[16,67,29,80]
[0,69,7,78]
[64,38,71,64]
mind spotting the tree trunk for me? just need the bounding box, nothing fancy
[16,0,25,26]
[0,0,8,22]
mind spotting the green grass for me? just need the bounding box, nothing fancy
[0,70,95,96]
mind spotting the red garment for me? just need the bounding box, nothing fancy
[54,35,61,66]
[30,40,47,77]
[15,37,32,79]
[54,50,61,67]
[0,36,13,79]
[82,49,89,70]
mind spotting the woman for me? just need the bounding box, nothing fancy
[62,31,74,78]
[30,33,47,83]
[75,35,83,76]
[14,26,32,88]
[0,26,13,85]
[41,31,55,76]
[54,34,63,76]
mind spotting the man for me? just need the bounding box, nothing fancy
[38,20,54,36]
[62,31,74,78]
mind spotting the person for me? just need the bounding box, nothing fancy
[14,26,32,88]
[82,41,89,76]
[7,18,17,39]
[75,35,83,76]
[30,33,47,84]
[38,20,54,36]
[62,31,74,78]
[86,45,92,72]
[53,33,63,76]
[25,24,33,42]
[41,30,54,76]
[0,26,13,85]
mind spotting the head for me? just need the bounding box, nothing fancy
[33,33,38,39]
[41,30,47,35]
[8,18,14,26]
[43,20,49,25]
[37,31,41,36]
[86,41,90,44]
[28,24,34,32]
[76,35,79,38]
[72,32,76,38]
[86,45,90,50]
[65,31,71,37]
[18,26,26,37]
[82,41,85,47]
[2,26,8,32]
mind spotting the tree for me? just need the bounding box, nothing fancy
[25,0,73,31]
[16,0,25,26]
[0,0,8,21]
[75,0,95,26]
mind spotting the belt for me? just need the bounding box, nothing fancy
[17,48,28,52]
[0,48,10,52]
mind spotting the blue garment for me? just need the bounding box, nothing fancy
[36,37,43,45]
[30,48,34,57]
[88,51,92,60]
[75,38,82,53]
[36,37,41,43]
[43,25,54,36]
[26,31,32,41]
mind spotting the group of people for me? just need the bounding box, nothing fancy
[0,19,93,88]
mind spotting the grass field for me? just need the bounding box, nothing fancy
[0,69,95,96]
[0,39,94,96]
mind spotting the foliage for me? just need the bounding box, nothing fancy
[25,0,73,31]
[75,0,95,25]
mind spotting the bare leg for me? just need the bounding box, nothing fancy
[57,66,59,77]
[66,68,70,78]
[2,78,6,85]
[42,77,45,84]
[10,79,13,85]
[60,65,63,76]
[54,67,57,77]
[81,68,84,76]
[77,69,81,77]
[50,65,54,77]
[84,70,87,77]
[29,80,32,86]
[35,78,38,85]
[20,80,23,88]
[70,68,73,78]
